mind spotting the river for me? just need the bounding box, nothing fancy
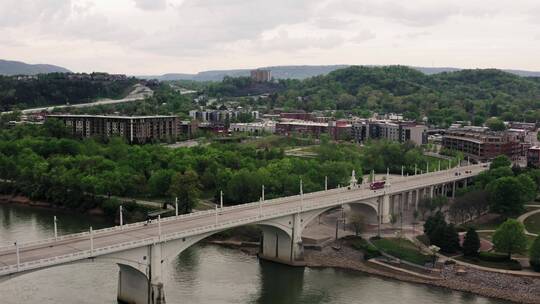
[0,204,509,304]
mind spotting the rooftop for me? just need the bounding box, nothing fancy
[47,114,177,119]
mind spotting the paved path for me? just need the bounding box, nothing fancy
[517,208,540,237]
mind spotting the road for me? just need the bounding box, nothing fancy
[1,84,153,115]
[0,164,486,275]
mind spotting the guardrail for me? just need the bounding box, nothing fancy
[0,164,487,275]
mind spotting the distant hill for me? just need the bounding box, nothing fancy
[139,65,540,81]
[0,59,71,76]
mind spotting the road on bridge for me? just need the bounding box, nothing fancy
[0,164,487,276]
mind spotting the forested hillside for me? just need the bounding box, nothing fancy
[0,73,138,111]
[207,66,540,126]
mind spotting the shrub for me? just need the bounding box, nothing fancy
[463,228,480,257]
[350,237,381,260]
[478,252,509,262]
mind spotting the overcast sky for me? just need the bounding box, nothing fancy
[1,0,539,75]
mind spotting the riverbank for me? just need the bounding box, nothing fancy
[209,239,540,304]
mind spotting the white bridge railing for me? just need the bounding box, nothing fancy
[0,164,486,276]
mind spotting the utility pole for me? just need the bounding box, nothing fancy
[53,216,58,240]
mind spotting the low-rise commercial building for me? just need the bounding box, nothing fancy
[47,114,183,144]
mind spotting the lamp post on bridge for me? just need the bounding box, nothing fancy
[426,163,429,173]
[175,197,179,217]
[325,176,328,191]
[414,164,417,175]
[158,215,162,240]
[300,179,304,211]
[259,197,263,217]
[89,227,94,255]
[262,185,265,202]
[438,160,441,171]
[119,205,123,229]
[220,191,223,209]
[53,216,58,240]
[214,205,218,226]
[401,166,404,177]
[14,241,20,271]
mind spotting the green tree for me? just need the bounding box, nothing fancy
[530,236,540,272]
[492,219,528,259]
[169,170,201,213]
[487,177,525,216]
[485,117,506,131]
[148,169,174,197]
[490,155,511,170]
[463,228,480,256]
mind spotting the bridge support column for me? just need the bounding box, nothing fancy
[149,243,166,304]
[381,194,391,223]
[259,216,304,266]
[429,186,434,199]
[452,181,456,198]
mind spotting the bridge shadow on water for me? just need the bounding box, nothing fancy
[253,259,305,304]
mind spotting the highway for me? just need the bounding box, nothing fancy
[1,84,153,115]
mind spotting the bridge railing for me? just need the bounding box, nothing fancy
[0,163,486,252]
[0,164,487,266]
[0,164,488,276]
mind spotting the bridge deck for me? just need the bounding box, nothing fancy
[0,164,487,276]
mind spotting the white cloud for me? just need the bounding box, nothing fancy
[0,0,539,74]
[132,0,167,11]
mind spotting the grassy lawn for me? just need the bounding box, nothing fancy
[524,212,540,235]
[455,256,522,271]
[372,237,432,266]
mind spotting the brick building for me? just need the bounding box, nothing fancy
[47,114,183,144]
[442,128,521,161]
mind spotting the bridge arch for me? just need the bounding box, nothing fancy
[300,199,379,231]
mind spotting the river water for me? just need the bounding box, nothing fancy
[0,204,509,304]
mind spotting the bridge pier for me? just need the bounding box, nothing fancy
[116,243,165,304]
[259,214,304,266]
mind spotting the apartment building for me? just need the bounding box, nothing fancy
[47,114,181,144]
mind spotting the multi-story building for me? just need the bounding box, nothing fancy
[47,114,182,144]
[229,121,276,134]
[442,127,521,161]
[275,120,352,140]
[189,109,259,124]
[250,69,272,82]
[351,120,427,146]
[528,146,540,168]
